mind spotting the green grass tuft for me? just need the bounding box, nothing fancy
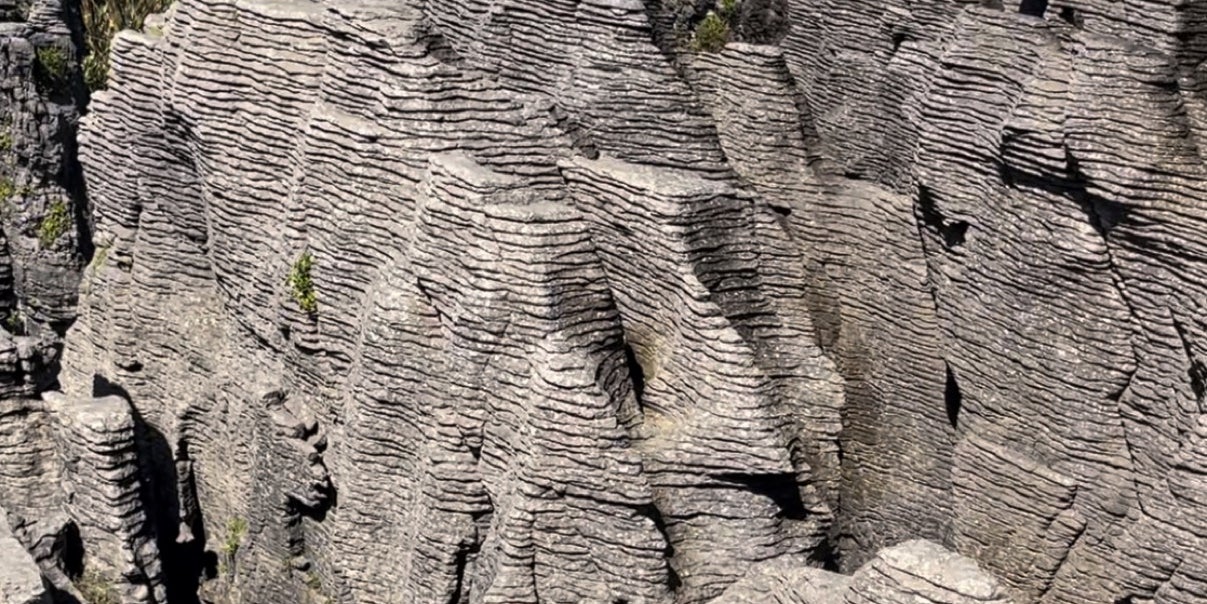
[4,310,24,335]
[287,251,318,314]
[38,200,71,247]
[0,125,12,153]
[83,0,173,91]
[35,46,70,86]
[718,0,739,20]
[692,10,732,53]
[75,568,119,604]
[221,516,248,558]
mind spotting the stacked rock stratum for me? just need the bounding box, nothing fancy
[1,0,1206,603]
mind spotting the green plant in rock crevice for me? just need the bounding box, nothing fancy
[691,0,740,53]
[221,516,248,558]
[305,571,335,604]
[82,0,174,91]
[0,122,13,152]
[718,0,739,20]
[38,200,71,247]
[35,45,70,88]
[4,310,25,335]
[287,250,318,314]
[90,245,111,275]
[74,568,119,604]
[216,516,248,576]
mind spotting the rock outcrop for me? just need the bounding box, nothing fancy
[717,540,1013,604]
[0,0,1206,603]
[0,0,89,347]
[0,515,50,604]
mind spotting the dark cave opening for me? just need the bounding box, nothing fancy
[945,363,963,429]
[812,536,842,572]
[636,503,681,591]
[623,342,646,409]
[1087,198,1129,237]
[916,185,971,250]
[715,472,809,521]
[891,31,907,52]
[1190,360,1206,401]
[1059,6,1082,26]
[1019,0,1048,17]
[942,221,970,248]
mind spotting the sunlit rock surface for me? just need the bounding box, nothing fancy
[1,0,1206,603]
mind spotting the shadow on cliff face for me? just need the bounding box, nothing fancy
[916,185,970,249]
[1018,0,1048,17]
[92,374,205,604]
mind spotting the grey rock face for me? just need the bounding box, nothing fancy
[0,0,1204,603]
[6,511,81,598]
[717,540,1012,604]
[0,0,88,335]
[47,392,165,604]
[0,515,50,604]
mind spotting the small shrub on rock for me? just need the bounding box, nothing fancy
[35,45,70,88]
[692,11,732,52]
[38,200,71,247]
[287,251,318,314]
[75,568,119,604]
[82,0,173,91]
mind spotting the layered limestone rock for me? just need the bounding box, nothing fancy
[0,0,1204,603]
[0,514,50,604]
[0,0,88,340]
[716,540,1013,604]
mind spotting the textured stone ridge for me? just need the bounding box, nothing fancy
[0,514,50,604]
[0,0,1206,603]
[0,0,89,342]
[717,540,1013,604]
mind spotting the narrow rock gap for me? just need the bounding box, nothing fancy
[1059,6,1082,27]
[449,539,476,604]
[1172,318,1206,404]
[636,503,681,592]
[1066,151,1131,238]
[812,534,842,571]
[622,342,646,411]
[413,277,451,332]
[94,374,205,604]
[916,184,970,250]
[891,32,907,53]
[944,363,962,429]
[1061,148,1151,526]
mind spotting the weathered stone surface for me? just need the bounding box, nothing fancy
[0,0,88,335]
[0,514,49,604]
[0,0,1203,603]
[717,540,1012,604]
[47,392,165,604]
[5,511,80,598]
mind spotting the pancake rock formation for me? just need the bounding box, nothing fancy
[0,0,1206,602]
